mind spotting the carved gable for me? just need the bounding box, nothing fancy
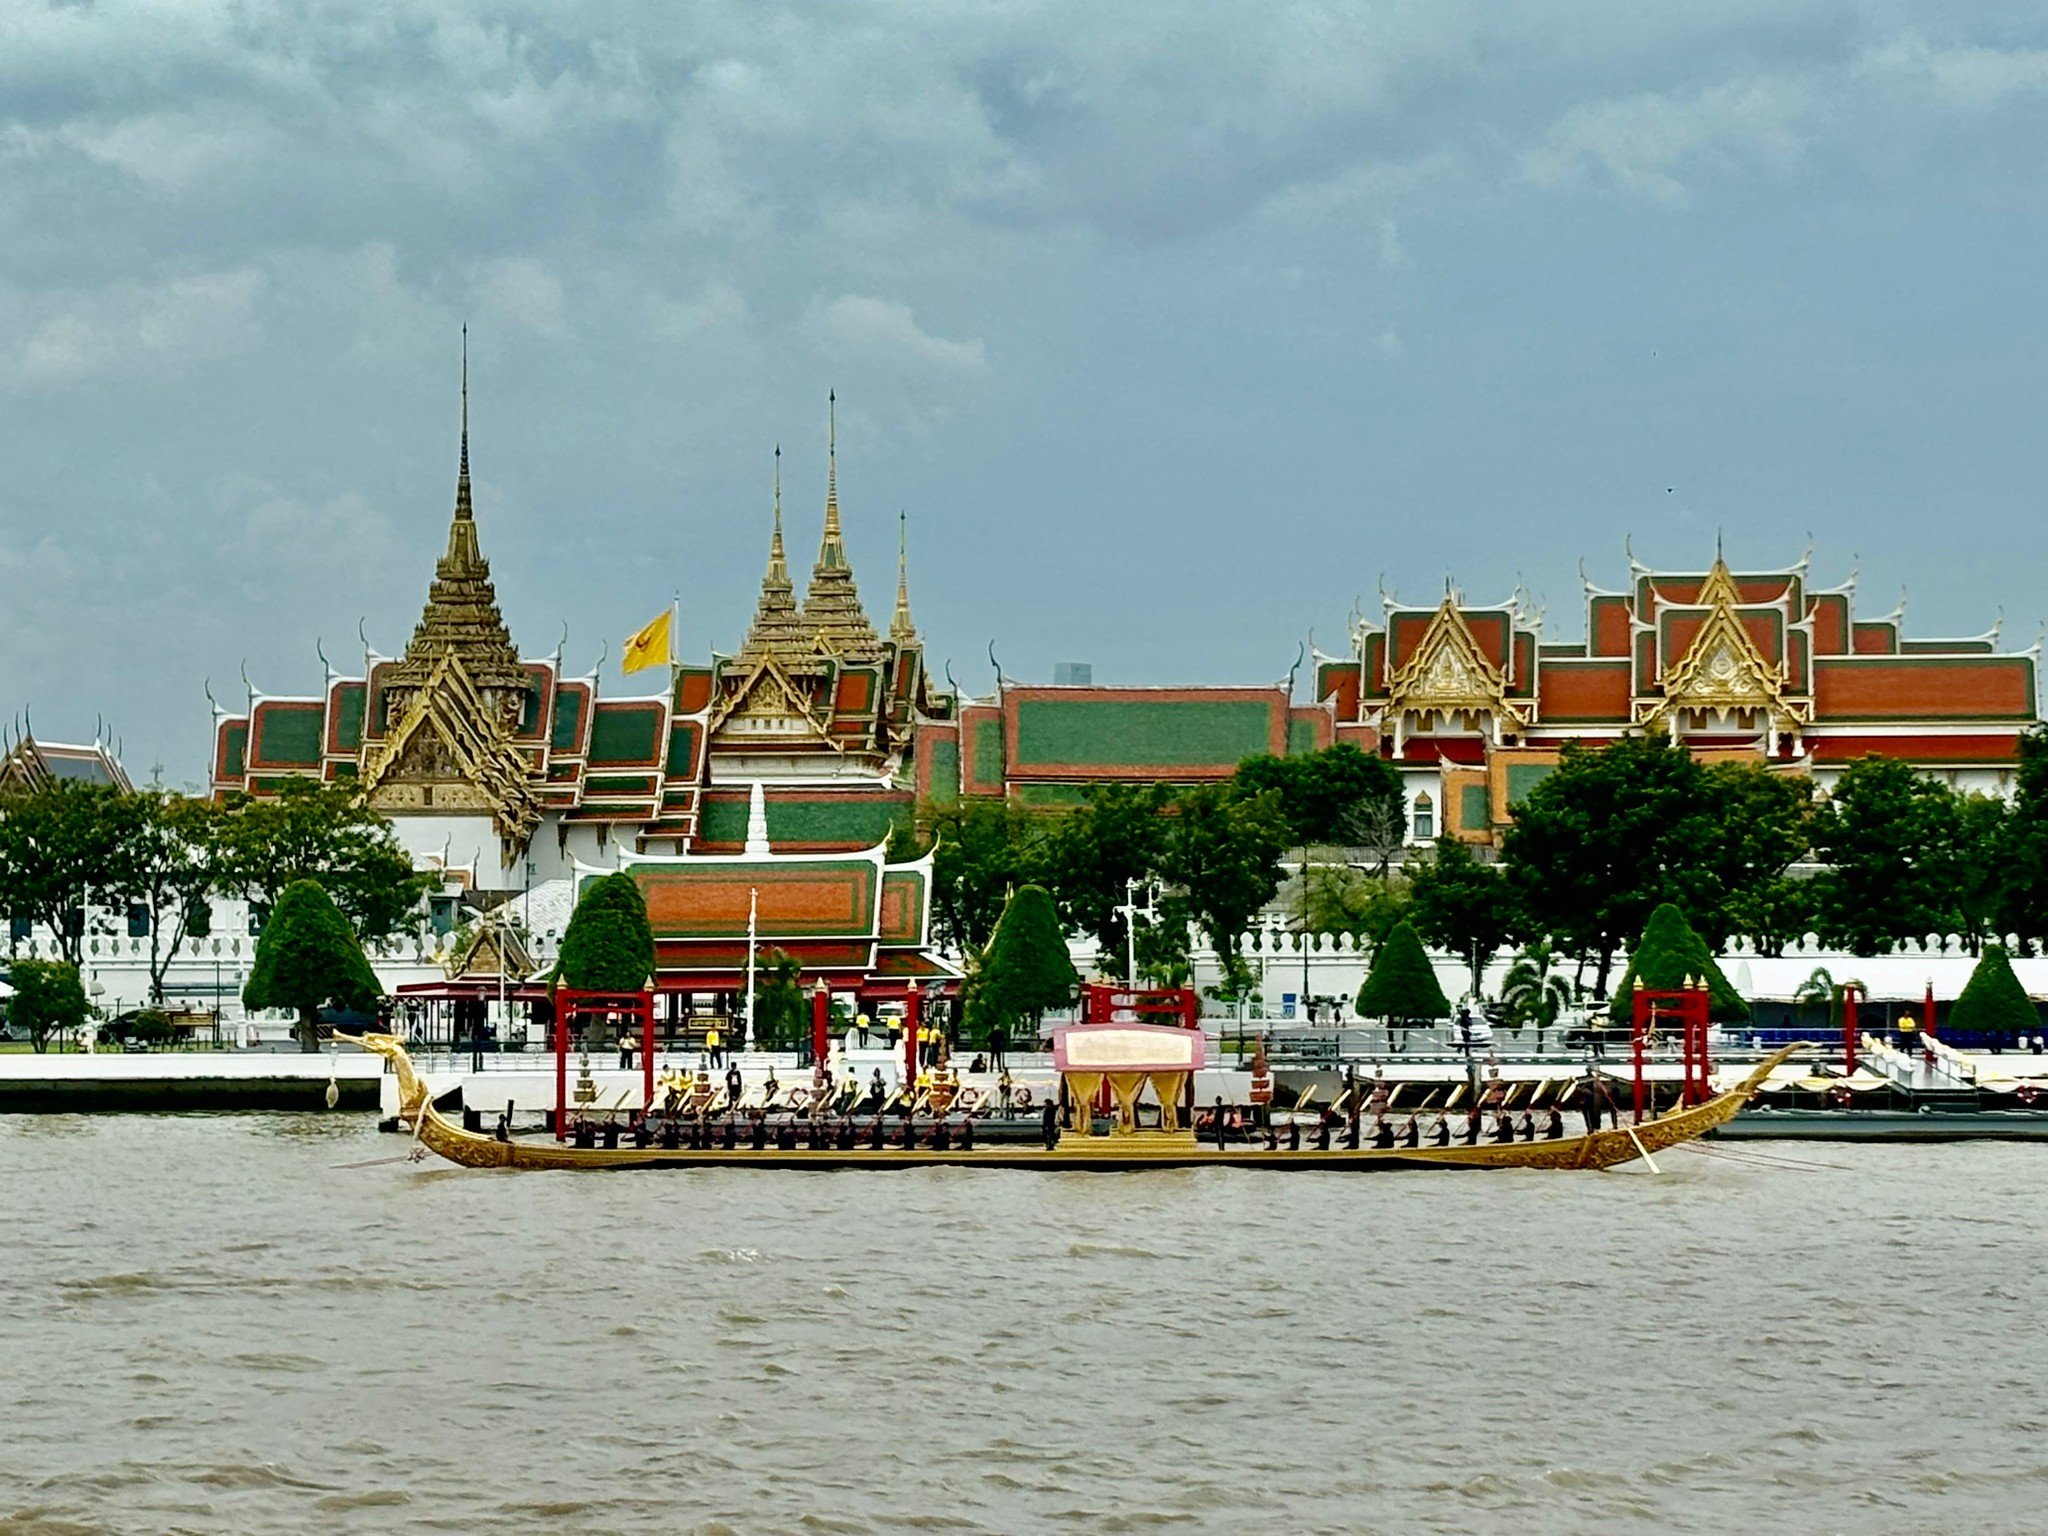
[1384,598,1530,733]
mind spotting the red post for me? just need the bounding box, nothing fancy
[1843,984,1860,1080]
[904,985,921,1084]
[554,996,569,1142]
[642,992,655,1110]
[1924,980,1936,1038]
[811,981,830,1068]
[1630,991,1648,1125]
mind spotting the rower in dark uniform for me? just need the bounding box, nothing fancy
[1371,1118,1397,1150]
[721,1116,738,1150]
[1040,1098,1060,1150]
[1492,1113,1516,1143]
[1544,1105,1565,1139]
[1402,1115,1421,1148]
[957,1117,974,1152]
[775,1119,797,1151]
[632,1115,652,1148]
[659,1116,681,1150]
[1430,1115,1451,1146]
[929,1119,951,1152]
[749,1112,767,1151]
[870,1114,887,1150]
[1519,1111,1537,1141]
[1212,1096,1229,1150]
[1461,1111,1482,1145]
[1287,1117,1302,1151]
[1314,1116,1332,1151]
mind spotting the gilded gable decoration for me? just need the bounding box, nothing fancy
[1383,595,1531,744]
[1636,558,1811,742]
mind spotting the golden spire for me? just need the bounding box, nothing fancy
[739,444,808,663]
[801,389,881,659]
[768,444,789,586]
[388,330,527,702]
[890,509,917,645]
[817,389,847,572]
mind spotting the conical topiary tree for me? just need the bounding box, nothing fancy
[1355,920,1450,1025]
[1948,944,2038,1038]
[554,872,656,994]
[1608,903,1747,1024]
[972,884,1079,1040]
[243,879,383,1052]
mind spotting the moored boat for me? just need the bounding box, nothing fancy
[342,1030,1801,1172]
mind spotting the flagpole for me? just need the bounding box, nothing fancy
[744,886,758,1054]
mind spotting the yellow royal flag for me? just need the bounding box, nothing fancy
[621,609,673,674]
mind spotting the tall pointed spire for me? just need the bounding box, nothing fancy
[740,444,808,663]
[890,509,917,645]
[388,329,527,704]
[801,389,881,659]
[455,324,473,523]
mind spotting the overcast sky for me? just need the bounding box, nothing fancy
[4,1,2047,785]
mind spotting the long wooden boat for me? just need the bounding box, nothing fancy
[343,1033,1800,1172]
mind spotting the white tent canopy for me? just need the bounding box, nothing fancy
[1736,953,2048,1004]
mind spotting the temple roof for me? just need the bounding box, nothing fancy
[386,335,529,701]
[889,510,917,646]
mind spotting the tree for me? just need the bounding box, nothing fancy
[1607,903,1748,1025]
[1948,944,2039,1038]
[1952,792,2013,956]
[0,781,148,965]
[1157,784,1290,992]
[749,948,807,1050]
[1354,920,1450,1027]
[2002,728,2048,952]
[1793,966,1864,1034]
[971,884,1078,1040]
[1407,838,1520,1000]
[1233,744,1403,848]
[554,872,656,994]
[1500,939,1577,1049]
[213,779,434,944]
[242,879,383,1051]
[1301,866,1411,949]
[1810,757,1967,955]
[1501,736,1724,998]
[921,799,1046,952]
[130,792,222,1004]
[1696,762,1816,951]
[6,958,89,1053]
[1039,783,1169,960]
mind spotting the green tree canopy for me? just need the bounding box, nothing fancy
[6,959,89,1053]
[971,884,1078,1039]
[1232,743,1404,847]
[0,781,149,966]
[1608,903,1748,1024]
[214,779,434,943]
[242,879,383,1051]
[1407,837,1520,999]
[2003,728,2048,951]
[1040,783,1169,960]
[1948,944,2039,1036]
[1157,783,1290,992]
[554,872,656,994]
[921,799,1046,952]
[1502,736,1726,997]
[130,791,222,1004]
[1810,757,1969,955]
[1301,866,1412,949]
[1355,920,1450,1022]
[1697,762,1817,953]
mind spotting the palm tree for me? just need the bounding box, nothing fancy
[1794,966,1865,1034]
[1501,939,1577,1052]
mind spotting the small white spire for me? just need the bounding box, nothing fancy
[745,780,771,857]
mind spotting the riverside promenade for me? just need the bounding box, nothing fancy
[0,1050,384,1112]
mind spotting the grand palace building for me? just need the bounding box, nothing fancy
[8,365,2038,1020]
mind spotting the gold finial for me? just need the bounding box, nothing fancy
[767,445,789,585]
[455,325,473,522]
[890,509,916,644]
[819,389,846,570]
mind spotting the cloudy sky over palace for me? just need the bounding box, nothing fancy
[3,0,2046,780]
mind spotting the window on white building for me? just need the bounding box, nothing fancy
[127,903,150,938]
[1412,791,1434,843]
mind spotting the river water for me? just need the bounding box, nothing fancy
[3,1115,2044,1536]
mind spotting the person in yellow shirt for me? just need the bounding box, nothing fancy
[706,1023,724,1069]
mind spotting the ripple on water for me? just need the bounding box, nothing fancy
[4,1117,2046,1535]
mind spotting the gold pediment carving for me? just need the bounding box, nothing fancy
[1637,560,1811,730]
[1384,597,1529,730]
[357,650,543,853]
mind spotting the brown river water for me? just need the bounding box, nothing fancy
[3,1114,2045,1536]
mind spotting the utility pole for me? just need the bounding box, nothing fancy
[743,886,758,1052]
[1116,878,1157,989]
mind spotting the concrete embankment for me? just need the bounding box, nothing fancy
[0,1053,384,1113]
